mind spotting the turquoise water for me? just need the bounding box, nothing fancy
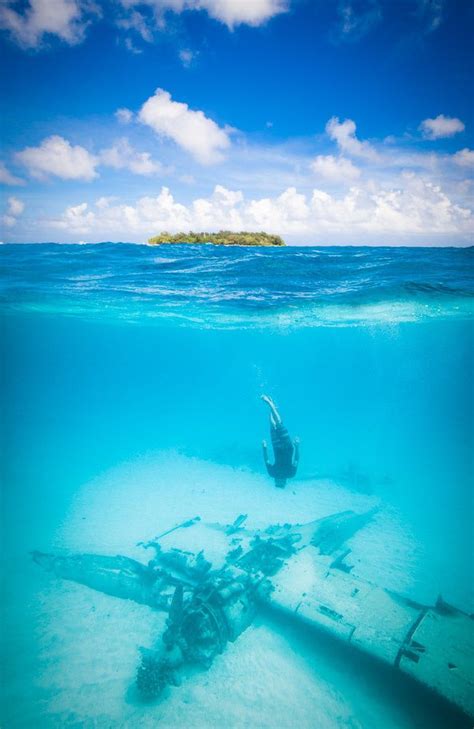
[1,244,473,727]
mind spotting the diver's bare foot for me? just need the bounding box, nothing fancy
[261,394,273,406]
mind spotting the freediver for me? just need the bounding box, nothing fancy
[261,395,299,488]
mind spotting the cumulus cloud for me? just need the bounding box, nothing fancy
[48,178,472,241]
[0,0,96,48]
[311,175,471,234]
[16,135,99,181]
[453,148,474,168]
[0,161,25,186]
[118,0,288,29]
[115,108,134,124]
[7,196,25,216]
[2,195,25,228]
[14,134,164,181]
[326,117,379,161]
[56,201,96,234]
[246,187,310,232]
[193,0,288,28]
[100,138,163,175]
[310,154,360,182]
[2,215,17,228]
[419,114,465,140]
[2,0,287,51]
[16,135,164,182]
[138,88,231,165]
[95,196,118,209]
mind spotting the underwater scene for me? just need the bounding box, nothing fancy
[1,243,473,729]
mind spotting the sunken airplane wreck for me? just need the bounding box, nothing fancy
[33,509,474,719]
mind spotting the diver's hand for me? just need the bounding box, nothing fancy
[262,439,268,449]
[293,436,300,446]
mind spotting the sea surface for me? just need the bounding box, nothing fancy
[1,243,473,728]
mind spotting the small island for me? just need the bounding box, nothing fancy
[148,231,285,246]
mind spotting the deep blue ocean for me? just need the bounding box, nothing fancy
[1,243,473,728]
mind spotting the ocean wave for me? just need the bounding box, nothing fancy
[1,243,473,328]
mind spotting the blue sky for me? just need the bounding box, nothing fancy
[1,0,473,244]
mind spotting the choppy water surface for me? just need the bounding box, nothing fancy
[2,243,473,325]
[1,244,473,728]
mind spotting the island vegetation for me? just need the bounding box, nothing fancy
[148,231,285,246]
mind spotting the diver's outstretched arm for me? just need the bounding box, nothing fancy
[261,395,282,426]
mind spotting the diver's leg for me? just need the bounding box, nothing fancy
[261,395,282,426]
[270,417,293,459]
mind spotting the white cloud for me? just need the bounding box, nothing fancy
[179,48,195,67]
[310,174,471,234]
[2,195,25,228]
[116,9,153,42]
[320,116,460,174]
[58,202,96,234]
[95,196,118,209]
[452,148,474,168]
[52,188,189,235]
[310,154,360,182]
[118,0,287,29]
[14,134,164,181]
[326,117,379,161]
[247,187,310,232]
[7,196,25,216]
[0,0,95,48]
[419,114,465,140]
[16,135,99,181]
[100,138,163,175]
[2,0,287,51]
[48,177,472,241]
[115,108,134,124]
[189,185,244,228]
[0,161,25,186]
[138,88,231,165]
[194,0,288,28]
[124,36,142,53]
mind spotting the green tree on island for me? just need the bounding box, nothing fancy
[148,231,285,246]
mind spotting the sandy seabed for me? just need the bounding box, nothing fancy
[2,452,468,728]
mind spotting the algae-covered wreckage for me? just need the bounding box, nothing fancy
[33,509,474,719]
